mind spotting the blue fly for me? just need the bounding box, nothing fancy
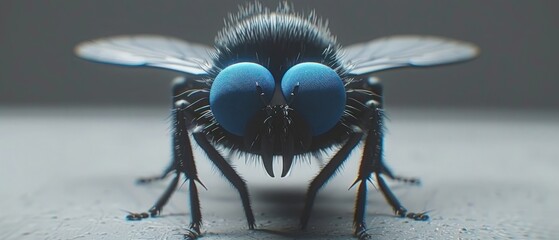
[75,2,478,239]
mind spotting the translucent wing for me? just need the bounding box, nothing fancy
[75,35,214,76]
[341,35,479,76]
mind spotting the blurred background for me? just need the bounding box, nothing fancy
[1,0,557,109]
[1,1,558,239]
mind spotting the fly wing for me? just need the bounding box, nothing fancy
[75,35,214,76]
[341,35,479,76]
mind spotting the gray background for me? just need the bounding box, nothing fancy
[1,0,558,109]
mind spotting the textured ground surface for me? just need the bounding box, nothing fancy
[1,107,558,239]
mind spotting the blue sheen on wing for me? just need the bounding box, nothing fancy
[281,62,346,136]
[210,62,275,136]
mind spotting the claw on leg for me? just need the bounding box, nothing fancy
[148,207,160,217]
[406,211,430,221]
[136,175,168,184]
[389,175,421,185]
[354,223,373,240]
[183,223,201,240]
[125,212,149,221]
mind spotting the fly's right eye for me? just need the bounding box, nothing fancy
[281,62,346,136]
[209,62,275,136]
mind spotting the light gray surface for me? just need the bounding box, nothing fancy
[1,108,558,239]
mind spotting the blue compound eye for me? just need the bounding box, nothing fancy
[210,62,275,136]
[281,62,346,136]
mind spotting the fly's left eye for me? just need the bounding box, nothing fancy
[210,62,275,136]
[281,62,346,136]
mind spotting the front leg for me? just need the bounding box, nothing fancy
[300,131,364,229]
[192,131,256,230]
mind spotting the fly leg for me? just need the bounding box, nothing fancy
[349,79,428,240]
[135,77,191,185]
[126,77,206,239]
[192,131,256,230]
[126,101,204,233]
[300,131,364,229]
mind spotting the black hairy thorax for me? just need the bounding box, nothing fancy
[210,3,346,81]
